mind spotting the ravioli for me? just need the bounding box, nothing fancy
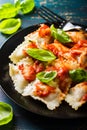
[22,79,65,110]
[9,24,87,110]
[9,57,33,93]
[65,82,87,110]
[9,24,52,64]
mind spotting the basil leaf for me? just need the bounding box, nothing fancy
[69,69,87,83]
[14,0,21,8]
[20,0,35,14]
[0,18,21,34]
[50,24,72,43]
[0,3,19,20]
[26,48,56,61]
[0,102,13,126]
[36,71,57,83]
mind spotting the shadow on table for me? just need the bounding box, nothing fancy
[0,106,87,130]
[13,106,87,130]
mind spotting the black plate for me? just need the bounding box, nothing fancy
[0,24,87,119]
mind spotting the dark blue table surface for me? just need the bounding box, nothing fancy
[0,0,87,129]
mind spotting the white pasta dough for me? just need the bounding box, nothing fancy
[65,82,87,110]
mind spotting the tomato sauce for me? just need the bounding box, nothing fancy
[18,64,36,82]
[39,24,51,37]
[81,94,87,101]
[47,44,59,56]
[34,82,55,97]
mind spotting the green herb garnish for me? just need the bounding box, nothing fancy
[20,0,35,14]
[0,102,13,126]
[36,71,57,83]
[50,24,72,44]
[26,48,56,61]
[0,18,21,34]
[0,0,35,34]
[0,3,19,20]
[69,69,87,83]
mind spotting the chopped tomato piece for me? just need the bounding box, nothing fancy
[22,42,37,55]
[33,60,44,73]
[18,64,36,82]
[47,40,69,57]
[34,82,55,97]
[57,67,69,80]
[47,44,58,56]
[84,82,87,85]
[39,24,51,37]
[81,94,87,101]
[73,40,87,49]
[27,42,37,48]
[69,49,81,58]
[57,67,70,93]
[22,49,28,56]
[69,40,87,58]
[46,66,57,71]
